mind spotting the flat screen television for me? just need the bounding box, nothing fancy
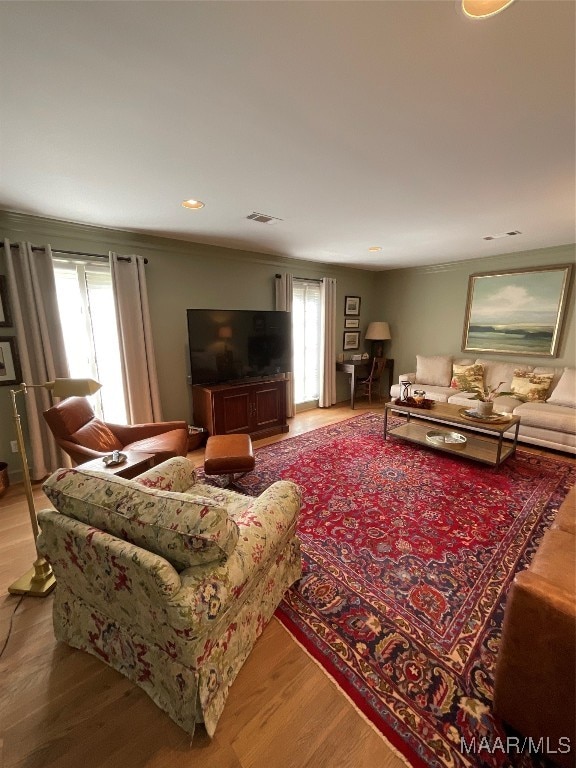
[187,309,292,386]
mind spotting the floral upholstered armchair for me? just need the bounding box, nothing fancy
[37,457,302,738]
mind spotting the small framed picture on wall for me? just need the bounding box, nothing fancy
[0,336,22,386]
[344,318,359,329]
[344,296,361,316]
[343,331,360,350]
[0,276,12,328]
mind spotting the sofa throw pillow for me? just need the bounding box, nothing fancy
[450,363,485,393]
[43,468,239,570]
[415,355,452,387]
[510,369,555,403]
[547,368,576,408]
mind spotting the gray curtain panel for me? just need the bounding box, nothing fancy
[275,272,295,417]
[110,252,163,424]
[3,239,69,479]
[319,277,337,408]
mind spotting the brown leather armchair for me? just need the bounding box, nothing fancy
[43,396,189,466]
[493,487,575,768]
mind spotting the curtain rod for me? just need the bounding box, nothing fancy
[275,273,322,283]
[1,242,148,264]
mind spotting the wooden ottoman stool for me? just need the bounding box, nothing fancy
[204,434,255,486]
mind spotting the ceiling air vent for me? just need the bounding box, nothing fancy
[246,212,283,225]
[483,230,522,241]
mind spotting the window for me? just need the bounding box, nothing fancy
[292,279,321,405]
[53,260,127,423]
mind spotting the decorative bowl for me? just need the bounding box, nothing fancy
[102,452,127,467]
[426,429,467,447]
[460,408,512,424]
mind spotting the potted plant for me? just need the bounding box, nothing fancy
[468,381,512,416]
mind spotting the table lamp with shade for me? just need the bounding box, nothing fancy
[364,322,391,359]
[8,377,102,597]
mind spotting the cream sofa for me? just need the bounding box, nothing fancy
[390,355,576,454]
[37,457,302,738]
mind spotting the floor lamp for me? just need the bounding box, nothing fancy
[8,377,102,597]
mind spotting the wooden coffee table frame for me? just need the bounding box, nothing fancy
[384,401,521,468]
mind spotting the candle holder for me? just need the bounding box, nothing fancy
[401,380,412,401]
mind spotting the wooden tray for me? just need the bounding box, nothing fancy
[394,397,434,409]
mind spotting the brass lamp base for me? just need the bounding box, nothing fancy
[8,558,56,597]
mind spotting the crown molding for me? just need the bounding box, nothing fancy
[0,209,373,279]
[5,209,571,280]
[383,242,576,277]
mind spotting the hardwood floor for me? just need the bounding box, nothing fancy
[2,402,571,768]
[1,402,411,768]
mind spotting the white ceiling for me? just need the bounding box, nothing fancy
[0,1,574,271]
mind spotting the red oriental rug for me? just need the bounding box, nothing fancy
[200,413,575,768]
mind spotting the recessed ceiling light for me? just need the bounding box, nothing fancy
[368,246,382,252]
[182,199,205,210]
[462,0,515,20]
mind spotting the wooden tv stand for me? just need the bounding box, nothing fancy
[192,377,289,439]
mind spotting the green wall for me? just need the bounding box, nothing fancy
[1,208,574,484]
[376,243,576,380]
[0,210,377,479]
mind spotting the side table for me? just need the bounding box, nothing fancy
[336,358,395,409]
[78,451,155,479]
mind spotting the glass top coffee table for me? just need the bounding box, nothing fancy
[384,401,521,468]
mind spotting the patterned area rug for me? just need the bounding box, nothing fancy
[200,413,575,768]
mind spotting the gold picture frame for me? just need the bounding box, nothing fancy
[462,264,573,357]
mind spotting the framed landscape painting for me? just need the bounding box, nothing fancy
[344,296,361,316]
[462,264,573,357]
[343,331,360,350]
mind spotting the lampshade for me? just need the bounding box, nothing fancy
[365,322,391,341]
[47,378,102,397]
[462,0,515,19]
[218,326,233,340]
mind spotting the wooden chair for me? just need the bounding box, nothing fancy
[355,357,386,404]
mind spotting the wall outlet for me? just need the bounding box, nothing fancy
[10,440,18,453]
